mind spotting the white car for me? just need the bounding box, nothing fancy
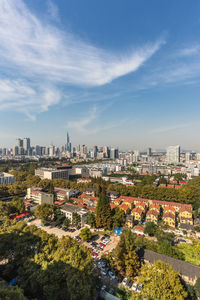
[131,283,138,291]
[108,271,115,279]
[137,284,143,293]
[122,277,128,286]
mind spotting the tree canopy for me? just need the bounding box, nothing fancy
[134,260,188,300]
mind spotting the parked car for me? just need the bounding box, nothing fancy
[131,283,138,291]
[137,284,143,293]
[108,271,115,279]
[122,278,128,286]
[102,268,108,276]
[127,279,133,289]
[91,234,99,241]
[99,242,106,247]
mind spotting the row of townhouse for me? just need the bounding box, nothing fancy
[112,195,193,229]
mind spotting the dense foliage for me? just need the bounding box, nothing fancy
[95,188,112,229]
[132,260,188,300]
[113,230,140,278]
[0,221,96,300]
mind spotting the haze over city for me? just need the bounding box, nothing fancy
[1,0,200,150]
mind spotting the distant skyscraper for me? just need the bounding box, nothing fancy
[66,132,71,152]
[23,138,31,153]
[16,138,23,148]
[185,152,191,162]
[93,146,98,158]
[166,145,180,164]
[110,148,118,159]
[147,147,152,156]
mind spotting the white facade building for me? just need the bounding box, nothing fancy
[166,145,180,164]
[0,173,15,185]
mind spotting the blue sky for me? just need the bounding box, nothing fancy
[1,0,200,151]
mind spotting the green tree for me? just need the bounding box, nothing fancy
[87,212,96,228]
[72,213,81,228]
[80,227,92,241]
[112,207,126,228]
[35,203,54,224]
[0,282,26,300]
[62,217,71,228]
[136,260,188,300]
[95,188,112,229]
[144,222,158,236]
[11,196,25,214]
[194,277,200,298]
[114,230,140,278]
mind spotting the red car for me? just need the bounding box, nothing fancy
[99,242,106,247]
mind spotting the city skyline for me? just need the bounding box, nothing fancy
[1,1,200,149]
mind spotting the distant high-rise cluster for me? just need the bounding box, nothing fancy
[13,138,31,156]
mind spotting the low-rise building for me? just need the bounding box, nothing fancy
[163,212,176,228]
[126,215,134,228]
[0,172,15,185]
[106,190,120,202]
[35,166,71,180]
[131,207,143,221]
[84,188,97,197]
[54,187,79,201]
[79,193,99,207]
[146,210,159,223]
[149,204,160,213]
[60,204,88,227]
[26,187,54,205]
[134,225,145,235]
[164,206,176,215]
[135,202,146,211]
[118,203,130,214]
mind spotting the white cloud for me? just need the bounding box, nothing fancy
[178,45,200,56]
[152,123,191,134]
[47,0,60,22]
[66,106,126,134]
[0,0,163,118]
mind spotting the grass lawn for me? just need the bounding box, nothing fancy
[177,243,200,265]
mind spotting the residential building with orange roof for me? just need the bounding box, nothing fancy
[110,203,117,210]
[134,225,145,235]
[149,203,160,213]
[131,207,143,221]
[179,206,193,225]
[79,193,99,207]
[114,198,122,206]
[122,198,134,209]
[163,212,176,228]
[146,210,159,223]
[135,201,146,211]
[164,206,176,215]
[118,203,130,214]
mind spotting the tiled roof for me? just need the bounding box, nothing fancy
[132,207,143,214]
[146,210,159,217]
[163,212,175,220]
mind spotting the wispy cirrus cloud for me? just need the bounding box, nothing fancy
[0,0,163,118]
[151,122,192,134]
[66,106,126,134]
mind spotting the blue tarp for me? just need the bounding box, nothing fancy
[114,228,123,235]
[9,277,17,286]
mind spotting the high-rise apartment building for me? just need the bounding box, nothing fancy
[147,147,152,156]
[16,138,23,148]
[110,148,119,159]
[166,145,180,164]
[23,138,31,153]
